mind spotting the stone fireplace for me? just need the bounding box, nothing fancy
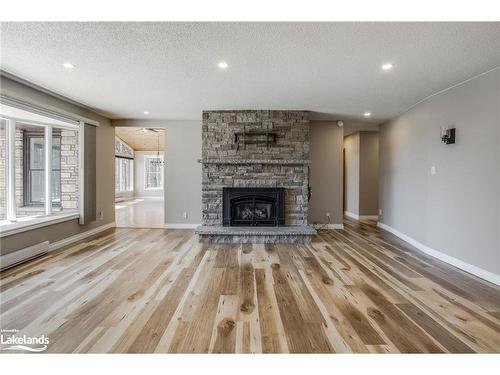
[195,110,315,243]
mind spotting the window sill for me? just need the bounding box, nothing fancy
[0,212,80,238]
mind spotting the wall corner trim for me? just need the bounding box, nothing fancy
[48,222,116,252]
[377,222,500,287]
[164,223,200,229]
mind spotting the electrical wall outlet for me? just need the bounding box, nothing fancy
[325,212,331,218]
[98,211,104,220]
[183,212,188,219]
[379,209,382,216]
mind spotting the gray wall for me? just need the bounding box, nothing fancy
[0,76,115,255]
[379,68,500,275]
[309,121,344,225]
[343,131,379,217]
[359,132,379,216]
[112,119,202,226]
[343,133,360,215]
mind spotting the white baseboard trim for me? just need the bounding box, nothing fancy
[310,224,344,230]
[377,222,500,286]
[344,211,359,220]
[49,222,116,252]
[325,224,344,230]
[359,215,378,221]
[344,211,378,221]
[164,223,200,229]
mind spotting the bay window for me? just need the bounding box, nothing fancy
[115,137,134,193]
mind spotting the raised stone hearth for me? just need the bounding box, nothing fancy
[195,225,316,244]
[199,110,312,243]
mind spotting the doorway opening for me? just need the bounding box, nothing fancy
[114,127,165,228]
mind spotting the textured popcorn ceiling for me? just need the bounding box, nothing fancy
[1,22,499,122]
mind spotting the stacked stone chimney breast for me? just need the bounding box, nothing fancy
[201,110,310,226]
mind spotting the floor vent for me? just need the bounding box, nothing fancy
[0,241,49,271]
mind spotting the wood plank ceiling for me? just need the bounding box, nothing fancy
[115,127,165,151]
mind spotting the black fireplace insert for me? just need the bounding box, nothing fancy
[223,187,285,226]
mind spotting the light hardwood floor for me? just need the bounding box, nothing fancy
[1,219,499,353]
[115,197,164,228]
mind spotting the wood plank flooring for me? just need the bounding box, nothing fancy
[1,219,499,353]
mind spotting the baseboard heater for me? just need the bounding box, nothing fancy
[0,241,49,271]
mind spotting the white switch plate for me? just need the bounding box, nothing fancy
[379,209,382,216]
[183,212,188,219]
[431,166,437,175]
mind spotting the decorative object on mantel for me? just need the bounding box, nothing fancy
[234,124,278,151]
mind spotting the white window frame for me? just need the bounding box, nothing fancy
[115,157,134,193]
[144,155,164,190]
[0,105,81,234]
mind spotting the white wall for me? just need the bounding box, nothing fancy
[134,151,164,198]
[379,68,500,278]
[112,119,202,226]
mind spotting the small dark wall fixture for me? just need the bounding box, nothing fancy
[223,187,285,227]
[441,126,456,144]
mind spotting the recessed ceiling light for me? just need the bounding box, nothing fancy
[62,62,75,69]
[363,112,372,118]
[381,63,394,71]
[217,61,229,69]
[143,111,150,115]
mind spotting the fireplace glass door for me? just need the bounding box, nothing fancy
[223,187,285,227]
[231,196,275,226]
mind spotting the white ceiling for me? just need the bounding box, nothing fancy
[1,22,499,122]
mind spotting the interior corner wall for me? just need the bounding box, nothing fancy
[379,68,500,276]
[308,121,344,225]
[359,132,379,216]
[164,122,201,225]
[0,76,115,256]
[343,132,360,216]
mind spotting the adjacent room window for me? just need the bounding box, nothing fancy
[115,137,134,193]
[0,103,80,227]
[115,158,134,192]
[144,155,163,190]
[23,130,62,205]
